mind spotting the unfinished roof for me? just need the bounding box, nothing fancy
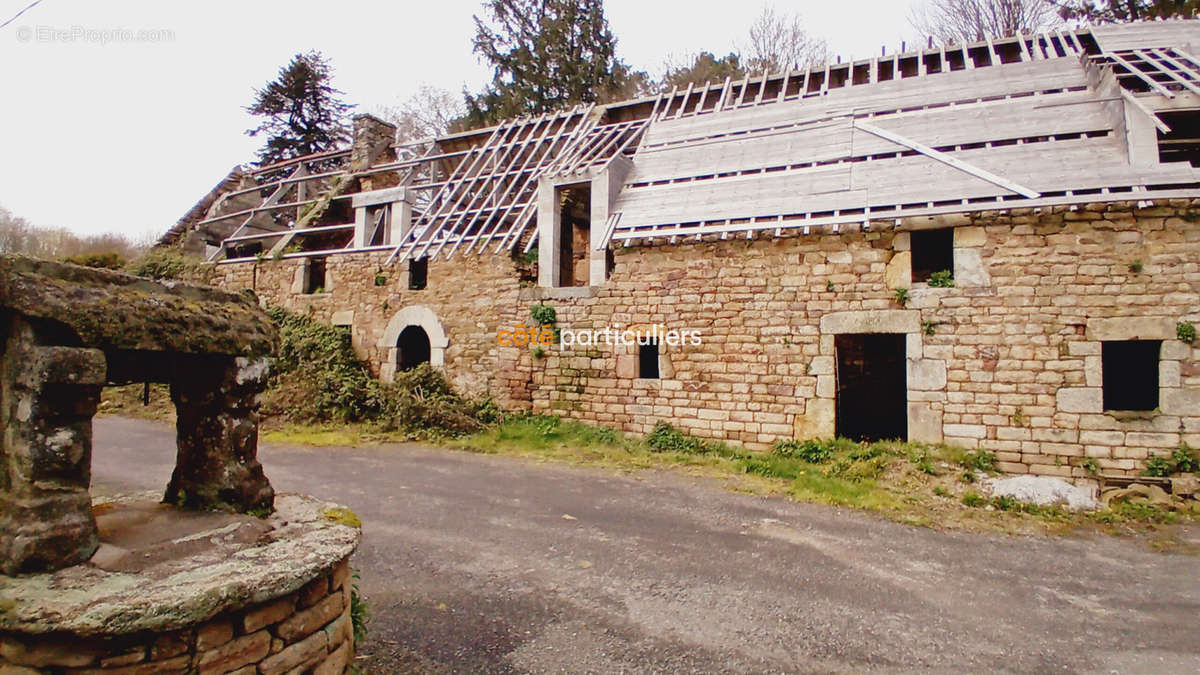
[195,19,1200,263]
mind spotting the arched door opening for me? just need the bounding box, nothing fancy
[397,325,431,371]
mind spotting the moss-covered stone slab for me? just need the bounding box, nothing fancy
[0,255,276,356]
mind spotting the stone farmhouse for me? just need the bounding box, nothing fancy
[162,20,1200,480]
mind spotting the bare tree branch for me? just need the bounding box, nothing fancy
[376,85,467,146]
[910,0,1061,43]
[741,6,827,74]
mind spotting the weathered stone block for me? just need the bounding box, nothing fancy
[908,358,947,391]
[1085,317,1176,341]
[885,251,911,289]
[819,309,920,334]
[1056,387,1102,413]
[196,631,271,673]
[944,424,986,439]
[953,247,991,287]
[196,619,233,650]
[242,596,297,634]
[1162,388,1200,415]
[793,399,835,439]
[953,226,987,248]
[258,630,327,675]
[907,402,943,443]
[276,593,345,643]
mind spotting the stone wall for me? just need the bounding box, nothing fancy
[211,200,1200,481]
[0,558,355,674]
[214,252,535,408]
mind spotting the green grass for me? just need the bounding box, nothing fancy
[251,414,1197,539]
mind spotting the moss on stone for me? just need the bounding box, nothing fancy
[322,507,362,529]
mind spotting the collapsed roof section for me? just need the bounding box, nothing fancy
[183,20,1200,264]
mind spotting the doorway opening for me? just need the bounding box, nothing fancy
[557,184,591,287]
[835,333,907,442]
[397,325,431,371]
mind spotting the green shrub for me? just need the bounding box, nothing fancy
[773,439,835,463]
[262,307,484,435]
[1112,501,1175,524]
[827,456,890,482]
[990,495,1020,512]
[959,449,997,473]
[962,490,986,507]
[125,248,196,280]
[350,569,370,644]
[1178,321,1196,344]
[1143,455,1173,477]
[646,421,703,454]
[908,448,937,475]
[1174,444,1199,474]
[928,270,955,287]
[63,251,125,270]
[894,287,910,307]
[530,303,556,326]
[1142,444,1199,477]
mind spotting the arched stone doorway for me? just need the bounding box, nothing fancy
[379,305,448,382]
[397,325,431,371]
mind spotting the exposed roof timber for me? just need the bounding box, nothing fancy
[207,22,1200,262]
[609,187,1200,245]
[1122,89,1173,133]
[852,120,1040,198]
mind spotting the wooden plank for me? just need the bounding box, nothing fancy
[853,119,1040,197]
[642,58,1085,148]
[631,91,1103,185]
[1121,89,1172,133]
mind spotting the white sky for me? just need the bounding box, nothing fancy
[0,0,917,240]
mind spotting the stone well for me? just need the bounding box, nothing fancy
[0,493,361,673]
[0,256,363,673]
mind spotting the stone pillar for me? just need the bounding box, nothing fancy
[0,316,106,574]
[165,357,274,514]
[537,177,562,288]
[588,156,631,286]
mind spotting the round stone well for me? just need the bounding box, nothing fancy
[0,492,361,673]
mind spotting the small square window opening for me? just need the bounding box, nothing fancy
[304,257,327,294]
[910,229,954,283]
[409,257,428,290]
[1102,340,1160,411]
[638,342,660,379]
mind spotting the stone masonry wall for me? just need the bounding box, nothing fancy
[214,252,535,409]
[211,201,1200,481]
[0,558,355,674]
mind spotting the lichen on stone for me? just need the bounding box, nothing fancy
[321,507,362,529]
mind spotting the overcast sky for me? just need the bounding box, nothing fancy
[0,0,917,240]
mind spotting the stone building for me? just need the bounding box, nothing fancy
[165,21,1200,480]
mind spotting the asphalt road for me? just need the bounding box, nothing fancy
[92,416,1200,674]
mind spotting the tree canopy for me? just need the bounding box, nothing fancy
[462,0,645,129]
[1051,0,1199,21]
[660,52,747,91]
[245,51,355,166]
[911,0,1060,43]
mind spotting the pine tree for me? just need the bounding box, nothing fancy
[462,0,643,129]
[245,51,355,166]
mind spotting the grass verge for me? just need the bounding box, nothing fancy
[447,417,1198,538]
